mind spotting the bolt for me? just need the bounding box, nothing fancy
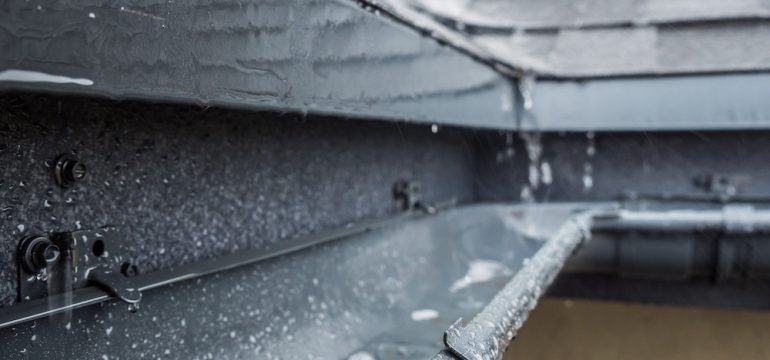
[121,262,139,278]
[393,180,421,210]
[53,155,87,188]
[19,235,60,274]
[37,243,60,266]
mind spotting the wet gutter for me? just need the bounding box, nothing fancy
[5,202,770,358]
[0,202,454,329]
[434,204,770,360]
[434,211,595,360]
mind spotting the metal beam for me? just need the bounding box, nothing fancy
[528,73,770,131]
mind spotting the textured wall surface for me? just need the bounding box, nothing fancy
[475,131,770,202]
[0,94,477,306]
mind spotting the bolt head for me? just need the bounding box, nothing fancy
[31,243,59,269]
[19,236,60,273]
[121,262,139,278]
[53,155,87,187]
[42,244,60,264]
[70,162,86,181]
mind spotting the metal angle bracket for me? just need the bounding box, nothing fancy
[17,227,142,305]
[393,179,438,214]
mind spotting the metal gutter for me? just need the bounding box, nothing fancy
[353,0,524,76]
[7,202,770,356]
[0,203,453,329]
[435,211,594,360]
[434,204,770,360]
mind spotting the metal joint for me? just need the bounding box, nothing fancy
[17,228,141,306]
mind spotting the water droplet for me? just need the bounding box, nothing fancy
[582,163,593,191]
[540,161,552,185]
[518,75,536,111]
[586,132,596,157]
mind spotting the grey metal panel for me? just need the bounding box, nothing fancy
[0,204,543,360]
[475,21,770,77]
[474,131,770,203]
[0,94,478,307]
[527,73,770,131]
[0,0,514,129]
[409,0,770,30]
[383,0,770,78]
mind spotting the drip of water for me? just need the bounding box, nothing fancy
[518,75,536,113]
[583,162,594,191]
[517,74,550,202]
[583,132,595,192]
[520,132,542,190]
[47,252,73,324]
[540,161,552,185]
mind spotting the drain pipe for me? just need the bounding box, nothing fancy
[433,205,770,360]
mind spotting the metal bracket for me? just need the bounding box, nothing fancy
[393,179,436,213]
[17,227,141,305]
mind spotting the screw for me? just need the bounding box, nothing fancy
[121,262,139,278]
[53,155,87,188]
[32,242,60,269]
[393,180,421,210]
[19,236,60,274]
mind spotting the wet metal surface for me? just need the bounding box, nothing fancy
[0,0,514,129]
[440,211,593,360]
[0,204,544,360]
[0,94,476,307]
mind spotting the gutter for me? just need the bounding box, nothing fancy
[434,204,770,360]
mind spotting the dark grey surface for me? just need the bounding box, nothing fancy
[473,130,770,309]
[0,0,515,129]
[0,204,543,360]
[549,274,770,310]
[0,94,477,307]
[475,131,770,202]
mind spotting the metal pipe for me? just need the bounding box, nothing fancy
[592,205,770,233]
[437,211,594,360]
[434,204,770,360]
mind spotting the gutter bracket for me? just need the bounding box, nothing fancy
[17,227,141,306]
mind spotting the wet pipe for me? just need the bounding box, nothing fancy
[434,204,770,360]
